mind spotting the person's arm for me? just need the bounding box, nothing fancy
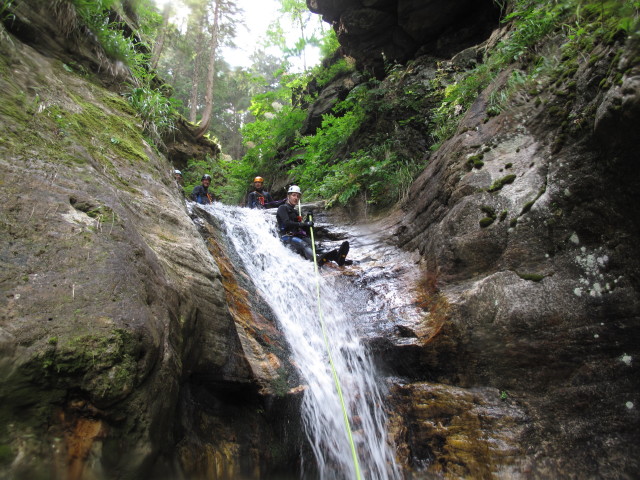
[264,197,285,209]
[190,185,200,203]
[246,192,256,209]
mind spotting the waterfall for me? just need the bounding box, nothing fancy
[206,203,401,480]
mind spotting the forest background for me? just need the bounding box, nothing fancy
[48,0,639,210]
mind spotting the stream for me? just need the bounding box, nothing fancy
[204,202,423,480]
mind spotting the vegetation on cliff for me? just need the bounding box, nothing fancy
[17,0,636,209]
[231,0,638,208]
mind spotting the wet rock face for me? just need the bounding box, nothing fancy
[0,5,298,478]
[386,31,640,477]
[308,0,500,74]
[388,383,528,477]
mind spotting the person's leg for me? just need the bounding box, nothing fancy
[283,236,314,260]
[296,237,315,260]
[337,241,349,266]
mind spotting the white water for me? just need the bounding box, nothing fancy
[206,203,401,480]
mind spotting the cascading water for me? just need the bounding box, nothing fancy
[206,203,401,480]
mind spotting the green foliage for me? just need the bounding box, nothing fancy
[318,29,340,59]
[0,444,13,465]
[315,142,419,207]
[69,0,178,145]
[495,3,564,65]
[235,55,429,207]
[430,0,639,149]
[0,0,15,21]
[487,69,528,116]
[123,86,178,141]
[431,64,493,148]
[183,155,227,199]
[315,58,355,88]
[240,81,307,182]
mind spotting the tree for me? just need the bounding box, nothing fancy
[150,2,171,70]
[186,1,207,122]
[193,0,240,139]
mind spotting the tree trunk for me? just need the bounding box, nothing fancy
[150,4,171,70]
[189,14,205,123]
[193,0,220,139]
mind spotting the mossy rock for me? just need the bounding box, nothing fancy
[0,444,13,466]
[467,154,485,170]
[32,329,140,407]
[480,205,496,218]
[516,272,545,282]
[488,174,516,193]
[479,217,495,228]
[520,200,535,215]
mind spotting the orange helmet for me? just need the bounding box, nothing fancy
[253,176,264,183]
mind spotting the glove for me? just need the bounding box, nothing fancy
[302,221,314,228]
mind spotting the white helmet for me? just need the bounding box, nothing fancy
[174,169,182,175]
[288,185,301,194]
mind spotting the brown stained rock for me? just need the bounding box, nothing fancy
[204,234,295,396]
[59,410,106,480]
[388,382,527,478]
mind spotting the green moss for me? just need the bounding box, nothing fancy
[499,210,508,221]
[37,329,139,404]
[0,444,13,465]
[481,205,496,218]
[479,217,495,228]
[509,218,518,228]
[517,272,545,282]
[100,92,138,116]
[521,200,535,214]
[551,133,566,154]
[488,174,517,192]
[270,367,291,397]
[467,153,485,170]
[547,105,567,118]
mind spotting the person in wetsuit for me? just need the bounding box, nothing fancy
[246,176,278,209]
[276,185,349,267]
[191,174,214,205]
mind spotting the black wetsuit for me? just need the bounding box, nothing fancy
[276,202,350,266]
[276,202,314,260]
[247,189,274,209]
[191,185,213,205]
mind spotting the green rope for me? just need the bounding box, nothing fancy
[306,210,363,480]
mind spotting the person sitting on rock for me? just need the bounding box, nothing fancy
[276,185,349,267]
[191,174,215,205]
[246,176,283,209]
